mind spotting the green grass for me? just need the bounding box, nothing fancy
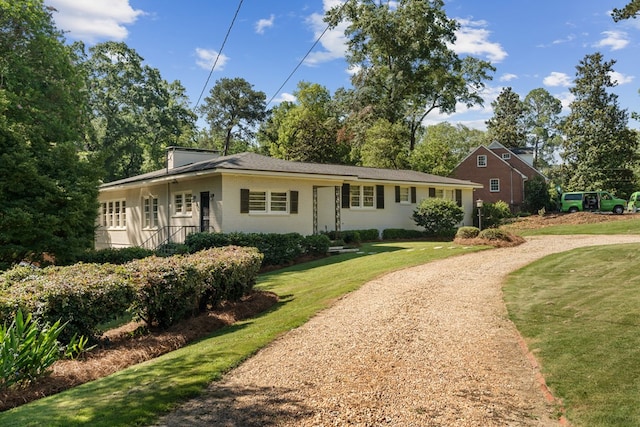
[0,241,487,427]
[504,243,640,426]
[514,216,640,236]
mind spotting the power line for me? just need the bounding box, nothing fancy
[266,0,350,107]
[194,0,244,109]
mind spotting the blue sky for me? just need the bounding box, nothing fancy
[45,0,640,130]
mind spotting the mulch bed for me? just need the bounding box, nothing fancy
[0,290,278,412]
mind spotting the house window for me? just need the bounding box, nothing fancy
[502,153,511,160]
[249,190,288,213]
[490,178,500,192]
[143,196,159,228]
[477,155,487,167]
[174,192,193,215]
[350,185,375,208]
[399,187,410,203]
[435,189,444,199]
[101,200,126,228]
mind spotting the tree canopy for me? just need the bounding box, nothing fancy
[0,0,100,268]
[486,87,527,148]
[325,0,494,159]
[612,0,640,21]
[523,88,563,168]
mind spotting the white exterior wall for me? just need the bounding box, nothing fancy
[96,172,479,249]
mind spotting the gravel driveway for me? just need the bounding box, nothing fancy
[155,234,640,427]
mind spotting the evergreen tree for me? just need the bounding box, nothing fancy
[560,53,637,196]
[0,0,100,268]
[486,87,528,148]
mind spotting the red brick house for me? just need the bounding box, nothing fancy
[451,141,546,212]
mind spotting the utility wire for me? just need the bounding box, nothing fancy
[194,0,244,109]
[266,0,350,107]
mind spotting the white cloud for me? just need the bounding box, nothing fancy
[594,30,630,51]
[499,73,518,82]
[255,14,275,34]
[452,19,508,63]
[46,0,144,41]
[274,93,297,104]
[195,48,229,71]
[303,9,347,66]
[609,71,634,85]
[543,72,572,87]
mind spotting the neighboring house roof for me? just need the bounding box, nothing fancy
[454,142,545,181]
[101,152,481,190]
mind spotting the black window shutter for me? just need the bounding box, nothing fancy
[290,190,299,214]
[376,185,384,209]
[411,187,417,203]
[455,189,462,207]
[428,187,436,198]
[240,188,249,213]
[341,183,350,208]
[395,186,400,203]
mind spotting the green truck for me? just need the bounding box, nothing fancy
[560,191,626,214]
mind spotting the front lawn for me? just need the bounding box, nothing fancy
[504,243,640,426]
[0,241,486,427]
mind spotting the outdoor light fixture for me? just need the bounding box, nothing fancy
[476,199,483,230]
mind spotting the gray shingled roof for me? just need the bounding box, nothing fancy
[101,152,480,188]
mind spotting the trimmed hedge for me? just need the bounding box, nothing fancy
[0,263,135,342]
[76,247,155,265]
[325,229,380,243]
[455,226,480,239]
[478,228,514,242]
[382,228,427,240]
[0,246,264,336]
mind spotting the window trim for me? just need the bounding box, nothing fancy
[489,178,500,193]
[173,191,193,217]
[101,199,127,229]
[477,155,487,167]
[501,152,511,160]
[143,195,159,229]
[244,189,291,215]
[350,184,376,209]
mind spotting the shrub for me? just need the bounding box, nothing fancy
[0,310,67,390]
[479,200,512,229]
[325,229,379,243]
[382,229,426,240]
[0,263,136,342]
[478,228,513,242]
[301,234,331,256]
[412,198,464,237]
[77,247,154,265]
[455,226,480,239]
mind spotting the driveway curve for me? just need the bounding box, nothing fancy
[155,234,640,427]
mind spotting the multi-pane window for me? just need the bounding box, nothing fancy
[490,178,500,192]
[248,190,288,213]
[101,200,126,228]
[350,185,375,208]
[477,155,487,167]
[399,187,410,203]
[143,196,159,228]
[435,189,444,199]
[174,192,193,215]
[502,153,511,160]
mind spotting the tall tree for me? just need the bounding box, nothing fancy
[0,0,100,268]
[560,52,637,196]
[199,77,267,156]
[409,122,485,175]
[486,87,528,148]
[83,42,197,181]
[325,0,494,154]
[261,82,350,163]
[360,119,409,169]
[523,88,563,168]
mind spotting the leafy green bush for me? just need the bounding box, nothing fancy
[381,228,426,240]
[412,198,464,237]
[478,228,514,242]
[127,246,263,328]
[185,232,304,266]
[0,310,66,390]
[455,226,480,239]
[77,247,154,265]
[325,229,379,243]
[301,234,331,256]
[478,201,512,229]
[0,263,136,342]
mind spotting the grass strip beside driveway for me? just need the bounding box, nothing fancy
[0,241,485,427]
[504,243,640,426]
